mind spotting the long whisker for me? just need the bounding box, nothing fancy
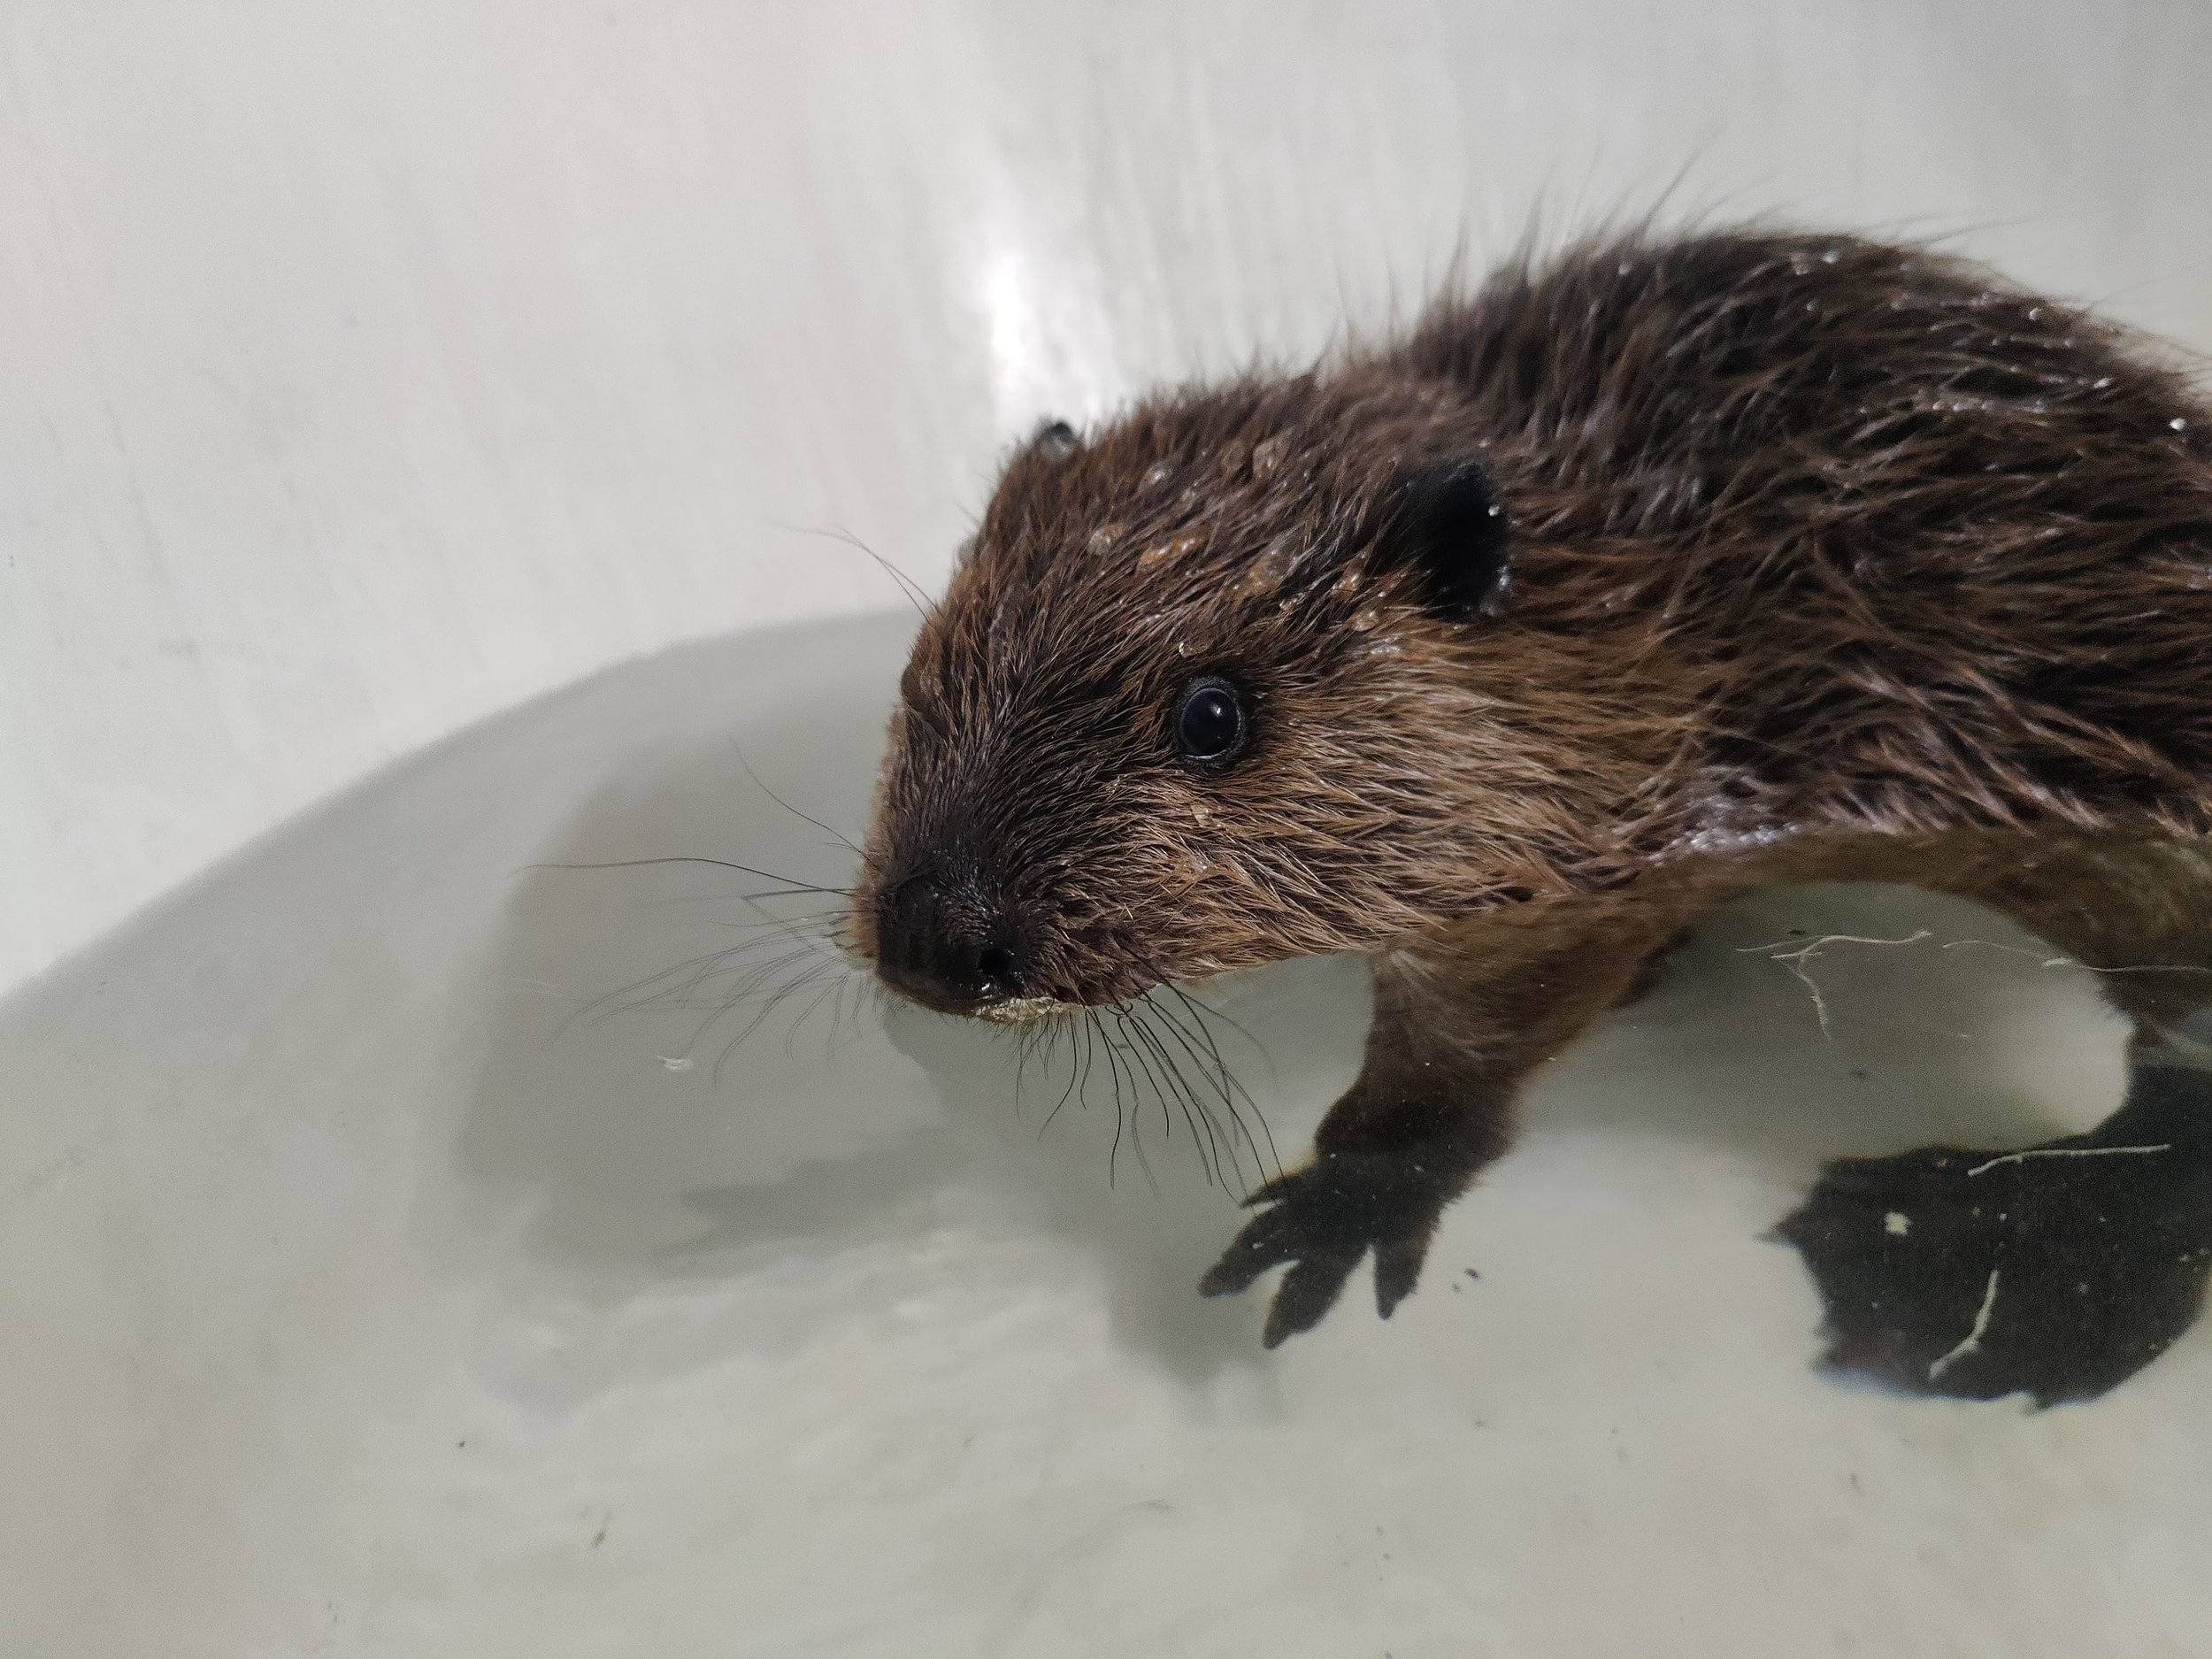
[676,945,821,1014]
[642,895,846,923]
[560,936,811,1036]
[1012,1019,1035,1120]
[731,743,864,856]
[1124,1006,1225,1188]
[1154,990,1249,1137]
[770,519,939,619]
[1156,987,1281,1183]
[1102,1009,1133,1186]
[1154,974,1280,1085]
[1156,1004,1248,1189]
[1133,1009,1221,1186]
[713,963,847,1085]
[1094,1010,1152,1191]
[1140,995,1235,1160]
[525,856,849,896]
[1115,952,1277,1190]
[1102,1018,1162,1195]
[693,910,846,933]
[1110,1008,1172,1146]
[1138,1002,1239,1188]
[1039,1018,1084,1136]
[784,978,845,1061]
[675,949,825,1042]
[1048,1013,1100,1143]
[1110,1006,1179,1156]
[822,977,862,1067]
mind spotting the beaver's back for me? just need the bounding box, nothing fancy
[1400,231,2212,841]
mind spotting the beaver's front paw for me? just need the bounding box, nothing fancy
[1198,1150,1452,1347]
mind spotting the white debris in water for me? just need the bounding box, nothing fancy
[1738,929,1932,1038]
[1967,1143,2171,1178]
[1928,1269,2002,1382]
[1885,1212,1911,1236]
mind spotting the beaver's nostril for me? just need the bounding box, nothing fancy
[872,872,1025,1010]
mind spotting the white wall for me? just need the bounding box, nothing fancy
[7,0,2210,994]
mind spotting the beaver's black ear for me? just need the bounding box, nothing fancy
[1372,462,1510,621]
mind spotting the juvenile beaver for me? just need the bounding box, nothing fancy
[853,227,2212,1402]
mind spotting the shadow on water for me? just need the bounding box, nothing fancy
[453,614,1371,1386]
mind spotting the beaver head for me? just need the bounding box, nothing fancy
[850,370,1675,1017]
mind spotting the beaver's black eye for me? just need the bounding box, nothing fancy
[1173,677,1247,764]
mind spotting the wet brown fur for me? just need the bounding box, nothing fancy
[856,227,2212,1349]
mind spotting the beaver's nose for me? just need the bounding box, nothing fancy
[873,873,1024,1012]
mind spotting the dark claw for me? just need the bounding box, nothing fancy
[1241,1166,1302,1208]
[1196,1205,1304,1298]
[1372,1233,1426,1317]
[1263,1252,1363,1348]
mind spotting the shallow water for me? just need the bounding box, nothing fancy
[5,612,2208,1657]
